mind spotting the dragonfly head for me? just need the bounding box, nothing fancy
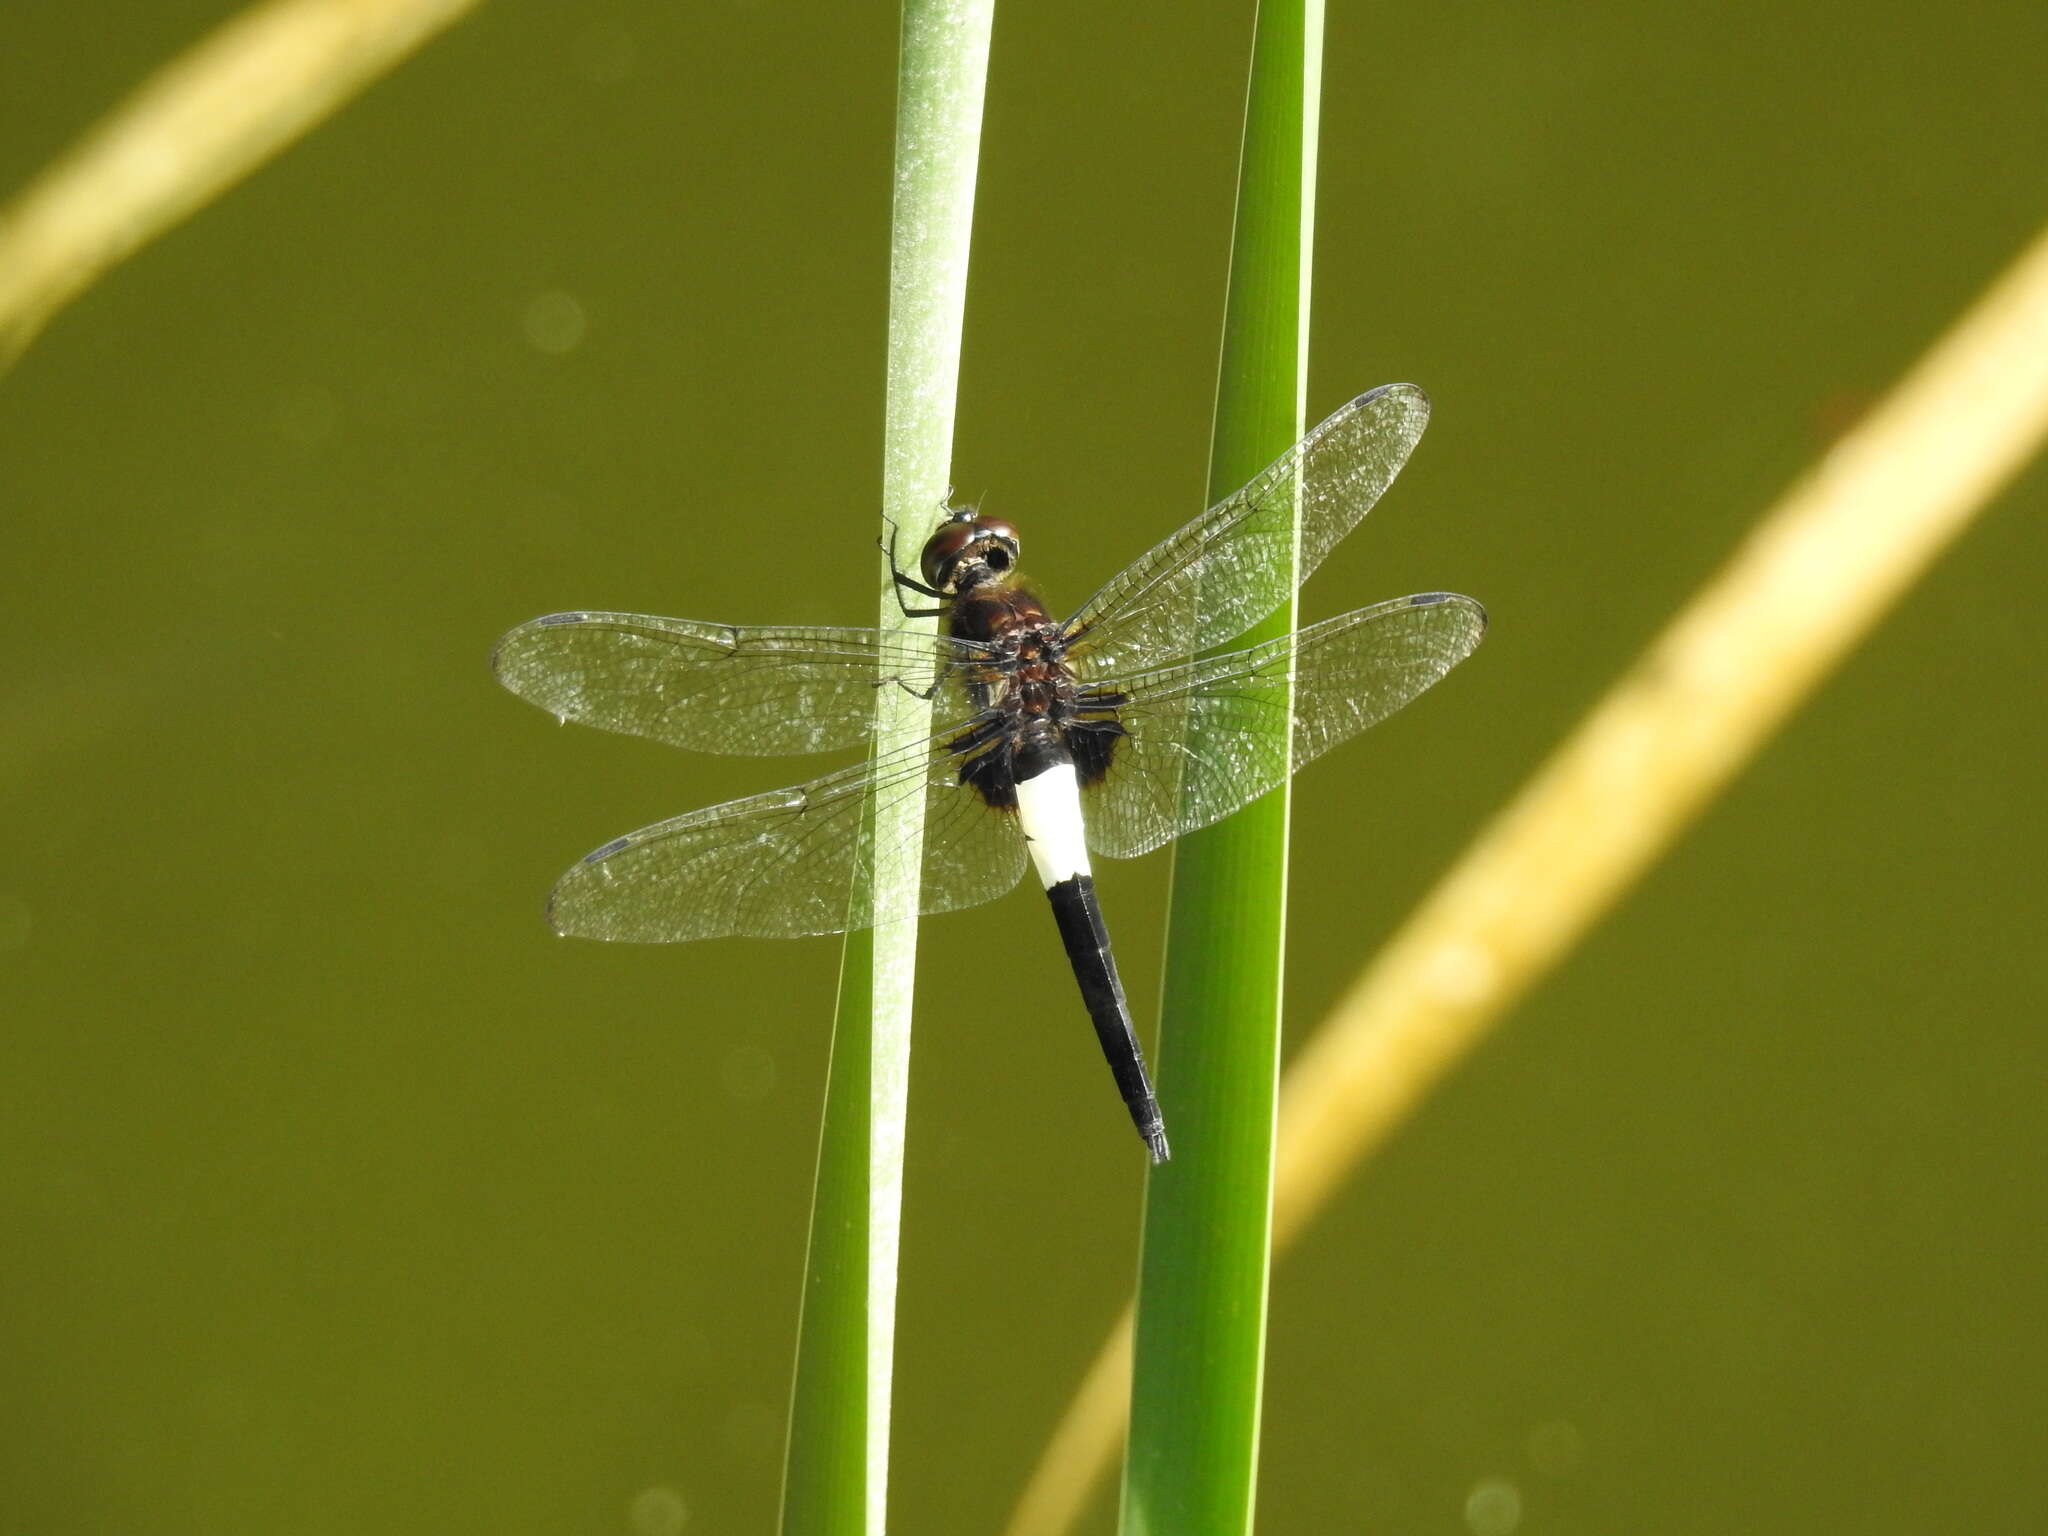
[921,512,1021,595]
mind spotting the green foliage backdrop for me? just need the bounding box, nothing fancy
[2,2,2044,1532]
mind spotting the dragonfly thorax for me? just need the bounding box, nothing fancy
[949,582,1071,721]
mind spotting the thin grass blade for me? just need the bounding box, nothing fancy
[779,3,994,1533]
[1121,1,1323,1532]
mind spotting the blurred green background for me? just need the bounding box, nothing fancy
[4,1,2045,1532]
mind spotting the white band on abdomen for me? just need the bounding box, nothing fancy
[1013,761,1093,889]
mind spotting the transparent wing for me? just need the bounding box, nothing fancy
[1063,383,1432,680]
[1081,592,1486,860]
[493,611,988,756]
[544,719,1029,941]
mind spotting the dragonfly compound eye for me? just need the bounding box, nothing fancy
[920,522,978,591]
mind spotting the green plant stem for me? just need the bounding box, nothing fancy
[1121,1,1322,1532]
[779,3,993,1534]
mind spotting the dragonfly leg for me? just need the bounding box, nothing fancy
[890,587,945,621]
[877,670,944,703]
[879,516,948,617]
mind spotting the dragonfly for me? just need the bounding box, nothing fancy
[493,382,1486,1163]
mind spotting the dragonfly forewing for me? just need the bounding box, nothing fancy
[492,610,986,756]
[1062,383,1433,681]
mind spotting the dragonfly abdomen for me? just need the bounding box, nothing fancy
[1044,868,1170,1163]
[1013,753,1090,888]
